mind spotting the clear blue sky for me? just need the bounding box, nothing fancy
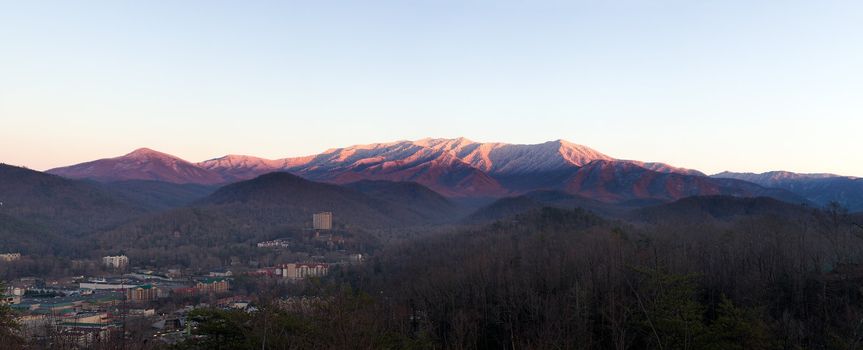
[1,0,861,175]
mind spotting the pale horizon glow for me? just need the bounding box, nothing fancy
[1,1,862,176]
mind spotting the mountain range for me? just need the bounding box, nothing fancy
[3,136,862,256]
[46,138,847,208]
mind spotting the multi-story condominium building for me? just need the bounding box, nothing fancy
[277,263,329,280]
[126,285,159,302]
[195,278,230,295]
[313,212,333,230]
[102,255,128,269]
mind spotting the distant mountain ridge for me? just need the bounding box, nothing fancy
[712,171,849,186]
[566,161,803,203]
[713,171,863,211]
[42,138,837,206]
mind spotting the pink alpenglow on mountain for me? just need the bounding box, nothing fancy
[47,138,711,199]
[417,138,613,175]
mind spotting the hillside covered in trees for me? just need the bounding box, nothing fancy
[176,202,863,349]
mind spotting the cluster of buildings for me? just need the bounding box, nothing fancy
[256,238,291,249]
[257,212,357,251]
[0,211,370,346]
[3,272,233,308]
[256,213,336,250]
[10,290,126,346]
[5,285,241,347]
[169,278,231,297]
[0,270,237,346]
[78,275,231,301]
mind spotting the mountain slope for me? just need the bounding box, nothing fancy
[0,212,64,255]
[48,148,225,184]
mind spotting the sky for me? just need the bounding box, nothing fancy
[1,0,861,175]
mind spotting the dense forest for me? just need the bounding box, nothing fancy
[175,202,863,349]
